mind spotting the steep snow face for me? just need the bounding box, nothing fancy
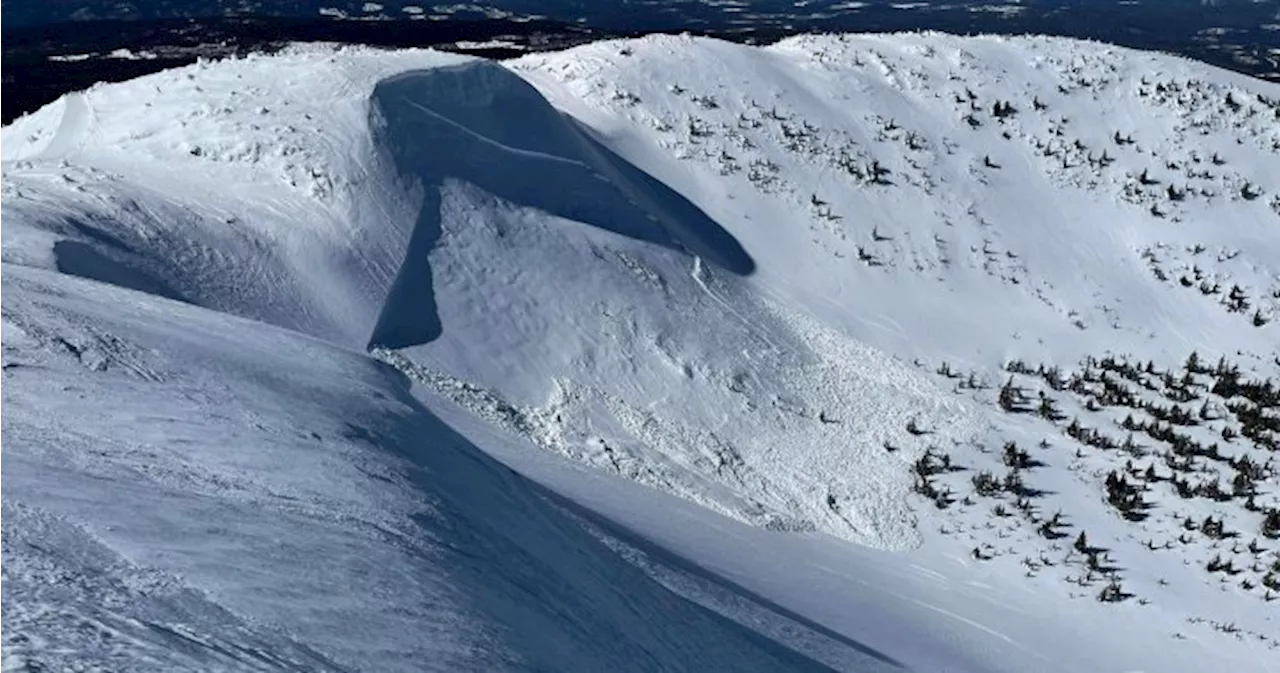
[0,265,837,673]
[365,60,755,349]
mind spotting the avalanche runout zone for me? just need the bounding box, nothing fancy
[356,60,983,550]
[374,274,980,550]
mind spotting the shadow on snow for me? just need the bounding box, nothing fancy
[366,60,755,350]
[337,358,849,672]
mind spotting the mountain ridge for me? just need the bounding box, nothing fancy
[3,31,1279,671]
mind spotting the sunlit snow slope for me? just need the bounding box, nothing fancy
[4,33,1279,673]
[2,44,985,551]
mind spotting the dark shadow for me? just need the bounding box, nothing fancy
[339,360,844,673]
[365,187,445,351]
[523,478,907,671]
[366,61,754,350]
[62,212,138,250]
[53,240,190,304]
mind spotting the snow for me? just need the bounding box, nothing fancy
[0,266,837,673]
[46,53,94,63]
[3,31,1280,672]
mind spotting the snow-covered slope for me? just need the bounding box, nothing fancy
[505,33,1280,657]
[1,264,841,673]
[3,32,1279,672]
[2,43,981,551]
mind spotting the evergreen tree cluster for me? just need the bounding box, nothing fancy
[979,349,1280,603]
[912,447,960,510]
[922,341,1280,605]
[1104,470,1150,521]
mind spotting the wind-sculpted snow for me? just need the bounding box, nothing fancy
[361,61,970,549]
[0,266,841,673]
[1,47,477,346]
[367,60,754,349]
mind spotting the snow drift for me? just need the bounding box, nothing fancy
[366,60,755,349]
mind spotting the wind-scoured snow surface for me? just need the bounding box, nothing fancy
[1,265,846,673]
[3,34,1279,672]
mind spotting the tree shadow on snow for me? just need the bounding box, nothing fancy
[366,60,755,350]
